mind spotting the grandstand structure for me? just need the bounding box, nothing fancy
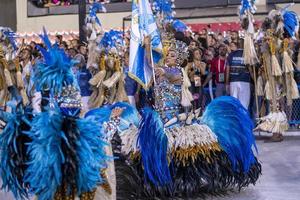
[0,0,300,33]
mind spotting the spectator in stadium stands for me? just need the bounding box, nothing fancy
[198,32,208,50]
[29,41,37,51]
[204,44,228,97]
[68,48,78,59]
[205,47,215,63]
[71,39,79,49]
[78,43,88,61]
[59,41,68,51]
[55,34,63,45]
[189,40,199,50]
[32,0,129,7]
[194,32,200,42]
[186,48,207,111]
[229,41,238,53]
[230,30,239,44]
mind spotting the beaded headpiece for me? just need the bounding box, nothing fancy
[57,85,83,109]
[169,39,189,66]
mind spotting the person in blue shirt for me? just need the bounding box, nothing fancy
[225,39,252,109]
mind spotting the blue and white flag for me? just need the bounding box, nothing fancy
[129,0,163,90]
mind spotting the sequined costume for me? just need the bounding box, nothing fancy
[154,66,182,123]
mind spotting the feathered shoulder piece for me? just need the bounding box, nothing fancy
[282,6,299,38]
[34,28,77,95]
[267,3,299,38]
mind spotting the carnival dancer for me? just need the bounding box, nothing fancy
[81,2,106,112]
[84,3,128,109]
[87,30,128,109]
[86,35,261,199]
[255,4,299,142]
[0,29,109,200]
[86,0,261,195]
[0,27,29,109]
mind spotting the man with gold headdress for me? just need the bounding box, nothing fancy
[255,4,299,142]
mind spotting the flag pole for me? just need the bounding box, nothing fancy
[149,42,157,86]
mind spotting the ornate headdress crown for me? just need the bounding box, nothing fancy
[58,85,82,109]
[169,40,189,65]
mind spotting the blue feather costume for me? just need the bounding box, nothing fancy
[1,29,109,200]
[27,30,108,200]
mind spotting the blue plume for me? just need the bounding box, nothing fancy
[99,30,124,50]
[85,102,140,132]
[3,30,17,51]
[75,116,108,194]
[85,105,113,141]
[240,0,256,16]
[283,10,299,38]
[137,108,171,186]
[24,108,66,200]
[89,2,107,26]
[39,27,52,50]
[201,96,257,173]
[0,104,29,200]
[34,28,76,95]
[100,32,113,48]
[85,105,111,123]
[172,19,187,32]
[152,0,175,22]
[0,108,10,122]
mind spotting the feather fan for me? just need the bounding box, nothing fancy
[202,96,257,173]
[137,108,172,186]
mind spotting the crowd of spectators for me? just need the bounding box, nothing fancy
[17,25,300,124]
